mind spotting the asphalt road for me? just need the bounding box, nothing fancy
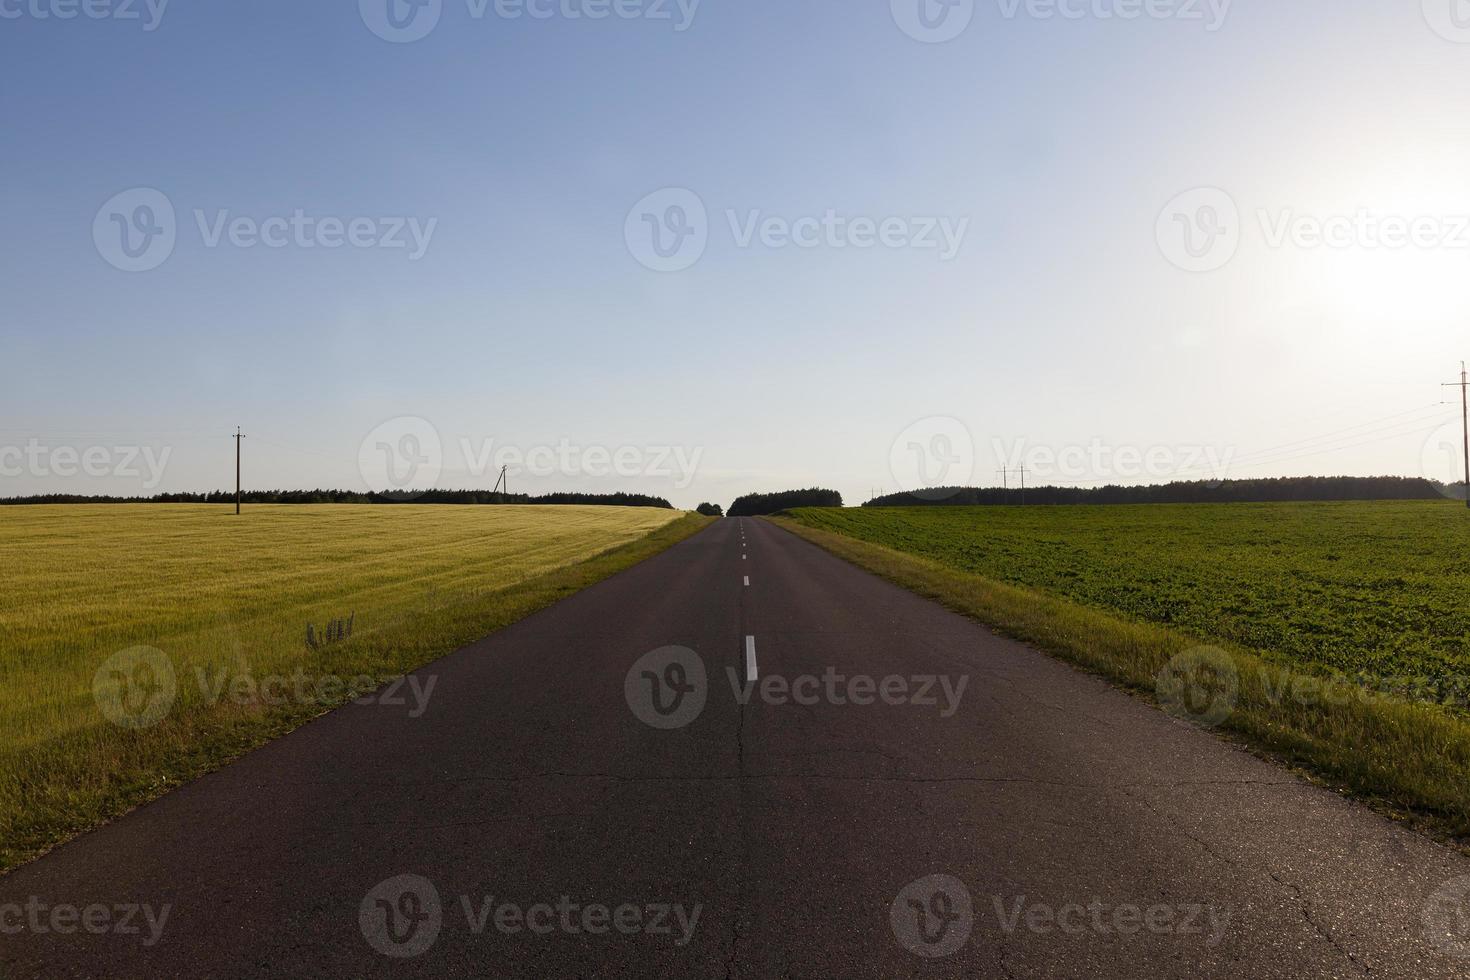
[4,517,1470,978]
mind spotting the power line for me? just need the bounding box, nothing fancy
[1190,404,1451,471]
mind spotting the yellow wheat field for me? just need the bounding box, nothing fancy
[0,504,694,869]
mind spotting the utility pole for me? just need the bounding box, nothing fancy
[1445,363,1470,508]
[492,464,508,496]
[232,427,245,515]
[997,466,1009,491]
[1019,464,1027,506]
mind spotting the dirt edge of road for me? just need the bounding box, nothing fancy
[769,515,1470,851]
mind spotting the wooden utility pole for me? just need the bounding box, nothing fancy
[232,427,245,515]
[492,464,508,496]
[1462,362,1469,510]
[1442,365,1470,508]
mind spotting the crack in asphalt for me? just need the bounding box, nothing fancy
[1123,786,1370,976]
[1266,869,1371,976]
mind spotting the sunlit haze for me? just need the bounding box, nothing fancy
[5,0,1470,507]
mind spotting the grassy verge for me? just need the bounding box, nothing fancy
[1,510,711,873]
[771,515,1470,844]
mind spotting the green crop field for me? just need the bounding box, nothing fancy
[780,501,1470,838]
[789,501,1470,685]
[0,504,702,870]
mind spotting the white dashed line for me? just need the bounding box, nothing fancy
[743,576,750,586]
[745,635,758,681]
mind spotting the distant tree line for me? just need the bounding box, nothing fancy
[864,476,1453,508]
[0,489,675,508]
[728,488,843,517]
[695,502,724,517]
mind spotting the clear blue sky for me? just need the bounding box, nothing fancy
[4,0,1470,508]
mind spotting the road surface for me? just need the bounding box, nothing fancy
[3,517,1469,977]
